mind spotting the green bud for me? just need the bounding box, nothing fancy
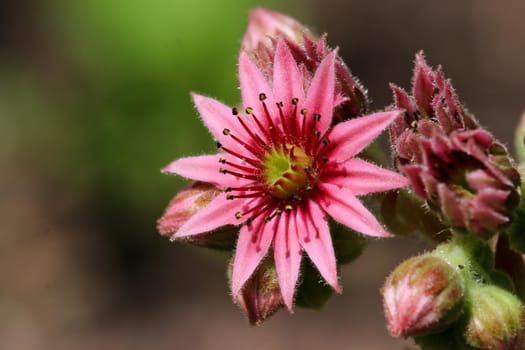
[330,219,367,265]
[464,285,525,350]
[295,259,334,310]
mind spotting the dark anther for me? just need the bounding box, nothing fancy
[232,107,239,115]
[246,218,253,226]
[224,187,232,192]
[284,204,293,212]
[300,108,308,115]
[219,158,227,164]
[276,101,284,107]
[226,194,234,200]
[235,212,242,219]
[245,107,253,114]
[222,128,230,135]
[291,97,299,105]
[321,155,328,163]
[314,131,321,137]
[322,138,330,145]
[259,93,267,101]
[314,113,321,121]
[219,168,227,174]
[216,141,223,148]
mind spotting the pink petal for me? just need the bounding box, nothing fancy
[318,183,392,237]
[192,93,246,154]
[298,201,340,292]
[231,218,275,297]
[272,38,305,119]
[326,159,409,196]
[328,111,401,161]
[274,212,302,311]
[238,50,276,131]
[162,154,245,188]
[304,51,336,136]
[174,193,243,238]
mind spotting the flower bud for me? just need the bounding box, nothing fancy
[157,182,237,250]
[330,220,367,265]
[390,53,520,236]
[294,259,334,310]
[465,285,525,350]
[382,254,464,337]
[381,189,451,242]
[232,257,283,325]
[242,7,368,123]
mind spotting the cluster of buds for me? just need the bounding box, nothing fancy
[383,236,525,349]
[243,7,369,124]
[390,53,520,236]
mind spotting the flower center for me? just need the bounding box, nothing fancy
[262,144,312,199]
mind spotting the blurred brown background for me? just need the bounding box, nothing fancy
[1,0,523,349]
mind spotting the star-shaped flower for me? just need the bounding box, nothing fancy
[162,38,408,310]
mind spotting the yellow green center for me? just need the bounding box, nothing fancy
[262,145,313,200]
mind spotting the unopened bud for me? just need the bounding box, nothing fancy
[465,285,525,350]
[232,257,283,325]
[242,7,310,52]
[242,7,368,123]
[157,182,237,250]
[390,53,521,237]
[330,220,367,265]
[382,254,464,337]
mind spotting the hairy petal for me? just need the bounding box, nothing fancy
[319,183,392,237]
[326,159,409,195]
[239,50,276,128]
[174,194,243,238]
[298,201,341,292]
[192,93,245,153]
[329,111,401,162]
[304,51,336,136]
[231,218,275,297]
[274,212,302,311]
[162,154,246,188]
[273,38,305,119]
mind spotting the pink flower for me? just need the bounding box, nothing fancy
[163,38,407,310]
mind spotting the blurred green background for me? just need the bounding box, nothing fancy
[1,0,524,349]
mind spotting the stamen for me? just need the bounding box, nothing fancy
[219,145,259,167]
[220,159,258,173]
[236,116,266,150]
[232,107,239,115]
[260,96,279,145]
[276,101,289,144]
[219,168,259,180]
[248,109,272,141]
[227,132,262,157]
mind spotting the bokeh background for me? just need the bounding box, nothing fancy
[1,0,524,349]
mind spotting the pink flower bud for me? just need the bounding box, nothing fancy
[232,257,283,325]
[382,254,464,337]
[465,285,525,350]
[242,7,369,123]
[390,53,521,236]
[157,182,237,250]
